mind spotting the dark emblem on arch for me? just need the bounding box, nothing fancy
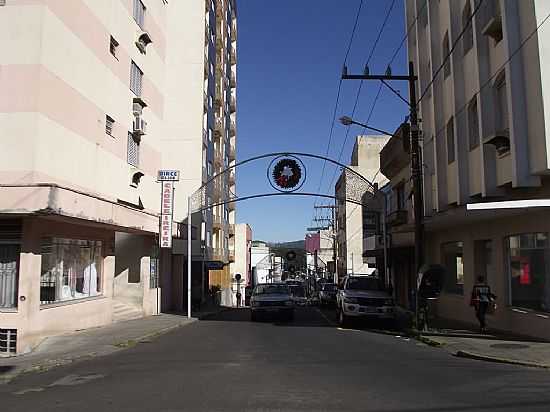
[268,155,305,192]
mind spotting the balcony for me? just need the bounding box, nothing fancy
[229,120,236,137]
[214,118,223,138]
[229,169,235,185]
[230,21,237,41]
[212,214,224,229]
[230,46,236,65]
[387,209,408,227]
[229,95,236,113]
[228,224,235,237]
[229,249,235,262]
[228,144,235,160]
[230,72,236,88]
[211,247,228,263]
[379,123,410,180]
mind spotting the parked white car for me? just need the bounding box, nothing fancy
[336,276,395,327]
[250,283,294,321]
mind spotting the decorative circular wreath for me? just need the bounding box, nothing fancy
[272,158,302,190]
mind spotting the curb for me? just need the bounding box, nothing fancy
[416,335,444,347]
[455,350,550,369]
[0,318,197,384]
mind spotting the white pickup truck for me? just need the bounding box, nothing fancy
[336,275,395,327]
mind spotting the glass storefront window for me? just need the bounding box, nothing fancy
[507,233,550,312]
[442,242,464,294]
[40,238,103,305]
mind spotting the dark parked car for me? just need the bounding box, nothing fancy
[250,283,294,321]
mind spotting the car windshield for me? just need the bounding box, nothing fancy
[346,277,383,291]
[253,285,289,295]
[322,284,336,291]
[289,286,305,297]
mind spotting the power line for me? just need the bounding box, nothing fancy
[430,10,550,157]
[417,0,484,104]
[323,0,396,196]
[311,0,366,226]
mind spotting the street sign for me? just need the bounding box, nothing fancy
[160,181,174,248]
[206,262,225,270]
[157,170,180,181]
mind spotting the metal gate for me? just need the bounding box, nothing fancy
[0,244,20,308]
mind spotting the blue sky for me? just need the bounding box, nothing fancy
[235,0,409,242]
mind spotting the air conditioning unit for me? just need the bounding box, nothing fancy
[133,117,147,136]
[136,31,153,54]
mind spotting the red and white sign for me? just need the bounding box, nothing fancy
[160,181,174,248]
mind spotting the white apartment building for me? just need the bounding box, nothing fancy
[406,0,550,338]
[251,241,272,285]
[335,135,390,283]
[0,0,237,355]
[166,0,237,305]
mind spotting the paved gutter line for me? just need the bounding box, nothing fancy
[454,350,550,369]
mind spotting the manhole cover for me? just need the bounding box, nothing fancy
[490,343,530,350]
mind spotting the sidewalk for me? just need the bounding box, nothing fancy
[0,313,203,384]
[421,334,550,369]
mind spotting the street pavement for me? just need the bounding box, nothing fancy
[2,306,550,412]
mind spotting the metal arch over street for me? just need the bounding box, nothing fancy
[188,151,378,213]
[185,151,380,320]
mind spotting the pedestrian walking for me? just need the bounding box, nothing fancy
[470,276,496,333]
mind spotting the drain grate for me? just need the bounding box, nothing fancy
[490,343,530,350]
[0,328,17,354]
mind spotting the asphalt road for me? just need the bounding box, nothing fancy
[2,306,550,412]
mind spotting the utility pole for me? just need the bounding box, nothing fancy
[342,62,423,326]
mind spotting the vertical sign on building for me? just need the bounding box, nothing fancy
[158,170,180,249]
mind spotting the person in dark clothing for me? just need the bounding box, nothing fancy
[470,276,496,333]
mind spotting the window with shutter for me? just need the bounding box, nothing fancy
[130,61,143,96]
[127,132,140,167]
[447,117,455,164]
[133,0,146,29]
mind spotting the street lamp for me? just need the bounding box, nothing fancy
[338,116,395,138]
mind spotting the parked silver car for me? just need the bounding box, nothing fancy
[336,276,395,327]
[250,283,294,321]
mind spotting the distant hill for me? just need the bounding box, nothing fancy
[267,240,305,250]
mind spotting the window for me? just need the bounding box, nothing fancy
[443,31,451,79]
[207,160,213,177]
[105,115,115,136]
[133,0,146,29]
[446,117,455,164]
[396,185,405,210]
[130,61,143,96]
[442,241,464,294]
[40,238,103,305]
[507,233,550,311]
[110,36,119,58]
[0,244,20,309]
[462,1,474,55]
[495,73,509,133]
[127,132,140,167]
[468,97,479,150]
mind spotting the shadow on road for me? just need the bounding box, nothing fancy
[0,365,15,375]
[199,307,334,327]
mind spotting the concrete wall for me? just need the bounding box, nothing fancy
[0,217,115,354]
